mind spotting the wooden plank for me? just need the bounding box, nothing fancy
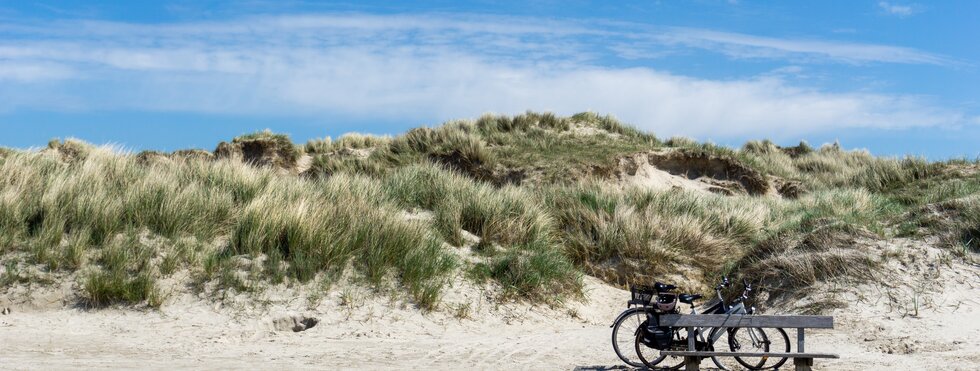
[661,351,839,359]
[658,314,834,329]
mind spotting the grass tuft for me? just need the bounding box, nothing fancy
[1,112,975,312]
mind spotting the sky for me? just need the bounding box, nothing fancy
[0,1,977,159]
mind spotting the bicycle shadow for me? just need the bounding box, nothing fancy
[574,366,724,371]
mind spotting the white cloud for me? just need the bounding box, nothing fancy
[652,27,951,65]
[0,14,953,66]
[0,61,75,81]
[878,2,918,17]
[0,14,970,140]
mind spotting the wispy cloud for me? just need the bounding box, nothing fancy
[652,27,952,65]
[0,61,74,81]
[0,13,970,139]
[878,2,919,17]
[0,13,954,66]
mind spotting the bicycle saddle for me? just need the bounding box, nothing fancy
[654,282,676,292]
[678,293,702,304]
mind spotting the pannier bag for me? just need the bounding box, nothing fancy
[639,313,675,350]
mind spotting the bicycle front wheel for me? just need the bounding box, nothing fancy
[733,327,790,370]
[728,327,789,370]
[705,327,731,370]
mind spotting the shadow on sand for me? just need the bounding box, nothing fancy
[574,366,724,371]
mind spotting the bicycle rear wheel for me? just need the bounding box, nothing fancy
[635,326,689,370]
[610,308,651,367]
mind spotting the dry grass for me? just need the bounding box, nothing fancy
[543,182,770,290]
[0,136,580,308]
[1,114,976,311]
[384,164,580,298]
[305,133,393,153]
[303,111,661,184]
[741,139,939,192]
[0,143,458,309]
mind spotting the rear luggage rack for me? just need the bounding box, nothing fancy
[630,284,656,306]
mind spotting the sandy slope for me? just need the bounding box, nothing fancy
[812,241,980,370]
[0,276,627,370]
[2,247,978,370]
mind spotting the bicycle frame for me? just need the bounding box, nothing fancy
[681,282,765,351]
[624,278,779,370]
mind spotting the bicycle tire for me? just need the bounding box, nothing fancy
[732,327,790,370]
[611,308,660,367]
[728,327,790,370]
[705,327,730,370]
[635,326,691,370]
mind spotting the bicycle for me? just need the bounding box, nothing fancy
[610,281,675,367]
[720,280,790,370]
[634,278,791,370]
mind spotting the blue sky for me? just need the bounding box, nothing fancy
[0,1,977,159]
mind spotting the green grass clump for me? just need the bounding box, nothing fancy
[231,130,293,145]
[740,140,941,193]
[122,174,235,239]
[229,174,457,308]
[901,195,980,257]
[46,138,93,162]
[886,167,980,207]
[84,271,162,308]
[543,182,771,289]
[306,155,388,178]
[384,164,581,298]
[81,231,163,307]
[488,242,580,299]
[386,124,495,174]
[385,164,547,245]
[958,199,980,254]
[217,129,302,169]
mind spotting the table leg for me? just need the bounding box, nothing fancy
[688,326,695,351]
[797,327,805,353]
[685,356,701,371]
[794,357,813,371]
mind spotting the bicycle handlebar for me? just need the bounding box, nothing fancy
[715,277,754,304]
[715,276,731,291]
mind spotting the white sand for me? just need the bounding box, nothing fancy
[2,243,978,370]
[0,276,627,370]
[810,240,980,370]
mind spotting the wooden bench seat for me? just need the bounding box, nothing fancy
[651,314,837,371]
[657,314,833,328]
[661,351,839,359]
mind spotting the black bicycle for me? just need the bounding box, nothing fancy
[635,278,791,370]
[611,278,790,370]
[610,281,674,367]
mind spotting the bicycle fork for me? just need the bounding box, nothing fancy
[730,328,772,362]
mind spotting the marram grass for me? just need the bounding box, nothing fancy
[0,113,976,311]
